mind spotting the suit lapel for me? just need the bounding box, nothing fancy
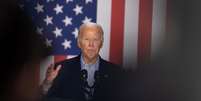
[69,55,86,100]
[93,58,110,99]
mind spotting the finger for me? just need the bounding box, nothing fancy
[46,64,54,73]
[55,65,62,72]
[50,64,55,68]
[48,64,55,70]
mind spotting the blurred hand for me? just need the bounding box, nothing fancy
[44,64,62,83]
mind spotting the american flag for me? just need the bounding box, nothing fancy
[19,0,168,83]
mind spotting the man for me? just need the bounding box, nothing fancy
[41,22,125,101]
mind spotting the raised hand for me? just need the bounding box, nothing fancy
[44,64,62,83]
[40,64,62,95]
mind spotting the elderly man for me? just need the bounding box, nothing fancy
[41,22,124,101]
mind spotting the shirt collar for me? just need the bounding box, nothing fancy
[80,54,100,71]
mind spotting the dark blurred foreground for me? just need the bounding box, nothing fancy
[0,1,49,101]
[2,0,201,101]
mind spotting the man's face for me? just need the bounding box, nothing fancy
[78,27,103,63]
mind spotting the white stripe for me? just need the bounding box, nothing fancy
[67,55,78,59]
[40,56,54,85]
[151,0,167,60]
[96,0,112,61]
[123,0,139,69]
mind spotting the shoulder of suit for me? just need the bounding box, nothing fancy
[53,56,80,74]
[100,58,124,73]
[56,56,80,65]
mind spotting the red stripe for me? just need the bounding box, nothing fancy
[54,55,66,63]
[109,0,125,65]
[138,0,153,65]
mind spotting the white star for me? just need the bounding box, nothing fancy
[62,16,72,26]
[34,3,44,13]
[53,27,62,38]
[66,0,73,3]
[62,39,71,49]
[45,38,52,47]
[44,15,53,26]
[53,4,63,15]
[72,28,78,39]
[36,27,43,35]
[82,16,92,24]
[73,5,83,15]
[85,0,93,4]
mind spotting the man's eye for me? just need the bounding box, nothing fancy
[84,38,89,40]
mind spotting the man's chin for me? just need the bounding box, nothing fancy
[86,54,98,60]
[87,56,96,60]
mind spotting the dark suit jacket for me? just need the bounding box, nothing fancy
[45,55,125,101]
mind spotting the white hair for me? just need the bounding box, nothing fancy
[78,22,104,41]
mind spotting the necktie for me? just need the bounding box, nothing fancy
[81,69,94,101]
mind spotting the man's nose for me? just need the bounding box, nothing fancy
[89,40,95,47]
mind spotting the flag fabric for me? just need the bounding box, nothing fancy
[19,0,167,84]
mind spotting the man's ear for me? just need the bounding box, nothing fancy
[100,41,103,48]
[77,39,81,48]
[100,36,104,48]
